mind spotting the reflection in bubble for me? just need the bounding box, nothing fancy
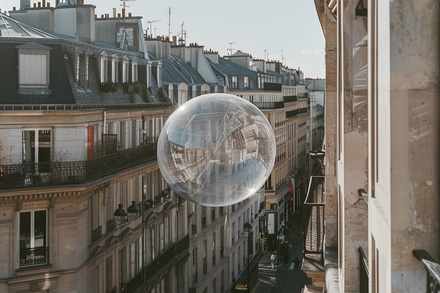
[157,93,276,206]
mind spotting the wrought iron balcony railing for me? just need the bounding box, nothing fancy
[0,143,157,190]
[303,176,325,256]
[124,234,190,292]
[413,250,440,293]
[20,246,50,268]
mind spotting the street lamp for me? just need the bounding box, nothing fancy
[243,222,252,292]
[114,204,128,223]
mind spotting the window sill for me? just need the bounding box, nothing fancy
[16,263,53,272]
[19,88,52,95]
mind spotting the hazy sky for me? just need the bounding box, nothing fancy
[0,0,325,78]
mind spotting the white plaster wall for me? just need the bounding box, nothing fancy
[0,129,22,164]
[54,127,86,161]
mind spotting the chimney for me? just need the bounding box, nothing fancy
[113,8,116,18]
[128,12,132,17]
[122,8,125,17]
[173,36,177,45]
[105,14,109,19]
[13,7,16,11]
[79,0,84,4]
[47,2,50,7]
[38,2,41,8]
[42,0,46,7]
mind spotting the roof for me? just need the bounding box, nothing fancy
[0,13,57,39]
[162,55,207,85]
[208,55,258,77]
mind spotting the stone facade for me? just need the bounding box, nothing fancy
[315,0,440,292]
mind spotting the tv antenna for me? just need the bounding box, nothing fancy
[120,0,135,16]
[147,19,161,38]
[227,42,237,55]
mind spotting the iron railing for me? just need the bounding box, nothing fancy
[0,143,157,190]
[413,250,440,293]
[252,101,285,109]
[124,234,190,292]
[359,247,369,293]
[303,176,325,256]
[20,246,49,268]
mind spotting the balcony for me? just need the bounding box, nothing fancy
[252,101,285,109]
[20,246,50,268]
[284,95,297,103]
[0,143,157,190]
[413,250,440,293]
[303,176,325,257]
[124,235,190,292]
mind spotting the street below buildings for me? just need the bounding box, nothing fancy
[233,216,324,293]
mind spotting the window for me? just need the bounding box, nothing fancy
[220,226,225,258]
[244,76,249,88]
[130,237,143,278]
[122,59,129,83]
[232,222,235,244]
[232,76,238,88]
[19,210,49,267]
[132,61,138,82]
[192,248,198,284]
[100,56,108,83]
[22,129,52,173]
[203,239,207,275]
[212,232,216,266]
[106,255,114,293]
[17,42,51,94]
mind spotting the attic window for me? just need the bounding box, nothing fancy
[231,76,237,88]
[17,42,51,95]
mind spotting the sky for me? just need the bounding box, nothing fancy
[0,0,325,78]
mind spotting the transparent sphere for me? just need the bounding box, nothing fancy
[157,93,276,207]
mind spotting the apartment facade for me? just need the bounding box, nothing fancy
[0,4,190,293]
[315,0,440,292]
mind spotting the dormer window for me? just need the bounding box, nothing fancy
[231,76,237,88]
[244,76,249,88]
[17,42,51,95]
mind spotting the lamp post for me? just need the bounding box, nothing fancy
[243,222,252,292]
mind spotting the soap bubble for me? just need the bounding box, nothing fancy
[157,93,276,207]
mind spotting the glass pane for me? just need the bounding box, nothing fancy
[34,210,46,247]
[22,130,35,164]
[20,212,31,250]
[38,130,51,172]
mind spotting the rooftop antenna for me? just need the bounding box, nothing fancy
[147,19,161,38]
[120,0,135,17]
[227,42,236,55]
[168,7,172,39]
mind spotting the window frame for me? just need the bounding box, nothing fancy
[17,42,51,95]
